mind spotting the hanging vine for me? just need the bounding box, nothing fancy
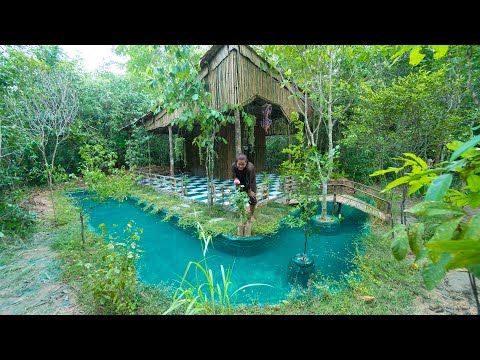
[174,135,187,166]
[241,110,256,154]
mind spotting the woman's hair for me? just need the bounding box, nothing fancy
[236,153,248,162]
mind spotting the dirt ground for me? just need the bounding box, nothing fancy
[0,191,84,315]
[0,190,478,315]
[400,196,478,315]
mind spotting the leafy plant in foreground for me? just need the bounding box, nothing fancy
[84,221,143,315]
[371,135,480,312]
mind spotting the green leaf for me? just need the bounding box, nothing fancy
[383,175,412,192]
[445,158,468,171]
[422,253,452,290]
[426,240,480,252]
[446,140,462,152]
[0,231,4,238]
[431,45,449,59]
[391,225,408,260]
[407,181,425,196]
[449,134,480,161]
[370,167,402,177]
[461,213,480,241]
[429,216,463,242]
[409,47,426,66]
[446,252,480,270]
[408,223,424,256]
[402,153,428,170]
[466,174,480,192]
[415,248,429,262]
[468,191,480,208]
[424,174,452,202]
[406,201,465,217]
[448,189,470,207]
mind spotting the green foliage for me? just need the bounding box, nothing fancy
[174,136,186,165]
[390,224,408,260]
[163,222,271,315]
[77,144,137,248]
[390,45,449,66]
[279,116,339,255]
[77,70,151,161]
[82,221,143,314]
[146,45,235,206]
[266,135,295,173]
[372,136,480,289]
[232,184,250,224]
[80,145,136,202]
[124,125,167,168]
[0,188,36,239]
[342,68,464,184]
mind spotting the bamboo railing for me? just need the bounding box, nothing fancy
[133,170,187,196]
[281,176,392,224]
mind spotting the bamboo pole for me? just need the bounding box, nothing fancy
[169,125,174,177]
[235,109,241,156]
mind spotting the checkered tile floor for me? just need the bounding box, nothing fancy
[139,174,284,207]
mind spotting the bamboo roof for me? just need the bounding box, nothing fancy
[126,45,313,133]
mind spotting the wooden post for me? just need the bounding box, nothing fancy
[287,121,291,163]
[183,176,188,195]
[332,184,337,216]
[168,125,174,177]
[235,109,241,156]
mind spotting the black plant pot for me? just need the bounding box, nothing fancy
[288,254,315,288]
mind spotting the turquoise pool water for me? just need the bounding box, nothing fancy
[74,194,368,305]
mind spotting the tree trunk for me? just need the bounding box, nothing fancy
[49,184,57,223]
[327,47,334,162]
[287,121,291,162]
[148,136,151,176]
[304,213,309,255]
[235,109,241,156]
[434,143,443,164]
[401,185,407,225]
[466,46,480,112]
[321,179,328,219]
[168,125,174,176]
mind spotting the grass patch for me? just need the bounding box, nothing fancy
[233,223,425,315]
[50,188,174,314]
[129,184,293,238]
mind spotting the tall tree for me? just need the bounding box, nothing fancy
[260,45,358,220]
[6,68,79,221]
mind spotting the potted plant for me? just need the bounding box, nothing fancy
[232,181,251,236]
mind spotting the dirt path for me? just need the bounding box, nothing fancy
[0,190,84,315]
[412,269,478,315]
[400,196,479,315]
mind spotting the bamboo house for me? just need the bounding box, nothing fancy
[126,45,313,180]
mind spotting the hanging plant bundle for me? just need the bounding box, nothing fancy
[261,103,272,133]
